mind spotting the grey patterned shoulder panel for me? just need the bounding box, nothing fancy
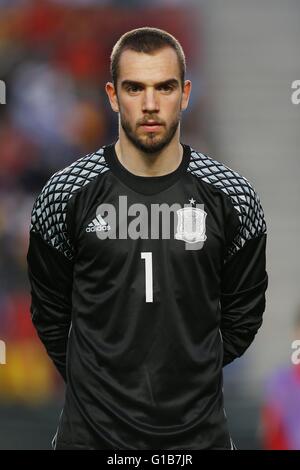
[187,148,267,259]
[29,147,109,260]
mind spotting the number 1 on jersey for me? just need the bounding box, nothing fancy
[141,252,153,303]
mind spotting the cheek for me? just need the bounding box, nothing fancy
[166,101,181,121]
[121,101,140,121]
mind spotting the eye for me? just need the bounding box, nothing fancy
[158,84,173,92]
[127,85,142,93]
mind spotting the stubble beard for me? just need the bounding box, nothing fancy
[119,110,182,154]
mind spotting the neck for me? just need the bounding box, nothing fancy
[114,133,183,177]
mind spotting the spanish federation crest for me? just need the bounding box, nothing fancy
[175,207,207,244]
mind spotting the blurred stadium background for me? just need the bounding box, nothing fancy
[0,0,299,449]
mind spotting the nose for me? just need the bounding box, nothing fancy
[142,87,159,113]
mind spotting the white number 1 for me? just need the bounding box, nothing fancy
[141,252,153,303]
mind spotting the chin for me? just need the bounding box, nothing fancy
[138,138,167,154]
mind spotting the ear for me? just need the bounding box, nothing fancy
[105,82,119,113]
[181,80,192,111]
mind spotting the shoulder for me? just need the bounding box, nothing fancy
[37,145,108,205]
[187,147,267,245]
[29,146,109,259]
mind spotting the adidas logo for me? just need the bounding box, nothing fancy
[86,214,111,232]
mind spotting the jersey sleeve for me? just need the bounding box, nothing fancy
[220,179,268,367]
[26,171,76,382]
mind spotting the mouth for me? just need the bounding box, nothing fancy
[140,122,163,132]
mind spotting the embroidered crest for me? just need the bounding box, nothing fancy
[175,207,207,244]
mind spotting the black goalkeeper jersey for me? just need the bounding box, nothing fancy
[26,141,268,450]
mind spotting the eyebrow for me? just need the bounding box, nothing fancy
[121,78,180,89]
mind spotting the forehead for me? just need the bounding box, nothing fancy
[118,47,180,84]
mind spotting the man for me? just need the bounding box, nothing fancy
[26,27,268,450]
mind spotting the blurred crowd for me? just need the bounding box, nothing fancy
[259,311,300,450]
[0,1,201,403]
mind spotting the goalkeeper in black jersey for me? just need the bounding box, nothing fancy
[26,27,268,450]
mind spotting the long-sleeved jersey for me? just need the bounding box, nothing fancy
[26,141,268,450]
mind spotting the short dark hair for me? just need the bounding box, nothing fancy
[110,27,186,91]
